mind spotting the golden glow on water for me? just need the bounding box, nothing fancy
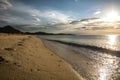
[98,35,118,80]
[99,66,108,80]
[99,55,117,80]
[108,35,117,50]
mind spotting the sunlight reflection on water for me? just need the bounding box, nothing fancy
[99,35,119,80]
[108,35,117,50]
[99,56,116,80]
[99,66,108,80]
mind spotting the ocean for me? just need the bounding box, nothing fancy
[39,35,120,80]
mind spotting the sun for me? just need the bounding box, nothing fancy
[102,10,120,22]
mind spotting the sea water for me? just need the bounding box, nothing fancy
[39,35,120,80]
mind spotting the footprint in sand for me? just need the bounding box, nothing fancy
[17,41,24,46]
[58,60,62,62]
[13,62,21,67]
[18,43,23,46]
[28,36,32,38]
[4,48,15,51]
[50,54,54,56]
[0,56,4,62]
[21,38,27,42]
[58,64,61,67]
[37,69,40,71]
[5,60,9,63]
[0,56,10,64]
[30,69,33,72]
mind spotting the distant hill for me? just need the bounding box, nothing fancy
[0,25,73,35]
[24,32,53,35]
[0,25,22,34]
[24,31,73,35]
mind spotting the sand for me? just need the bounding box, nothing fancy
[0,33,82,80]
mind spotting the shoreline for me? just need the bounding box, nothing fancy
[41,39,83,79]
[0,33,83,80]
[43,39,97,80]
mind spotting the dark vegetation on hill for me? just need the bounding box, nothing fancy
[0,25,73,35]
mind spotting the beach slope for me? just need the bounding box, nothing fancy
[0,34,82,80]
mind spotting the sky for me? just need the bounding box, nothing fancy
[0,0,120,33]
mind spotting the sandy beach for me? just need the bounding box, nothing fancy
[0,33,82,80]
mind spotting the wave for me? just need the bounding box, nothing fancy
[47,39,120,57]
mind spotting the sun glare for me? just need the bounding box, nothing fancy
[108,35,117,50]
[102,10,120,22]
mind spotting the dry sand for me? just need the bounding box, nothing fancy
[0,33,82,80]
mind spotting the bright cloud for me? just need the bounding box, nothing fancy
[94,11,101,15]
[31,9,70,23]
[46,11,70,22]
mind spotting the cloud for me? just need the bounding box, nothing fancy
[0,0,76,33]
[94,11,101,15]
[0,1,71,26]
[31,9,70,23]
[0,0,12,10]
[74,0,78,2]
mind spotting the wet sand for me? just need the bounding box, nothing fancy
[0,33,82,80]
